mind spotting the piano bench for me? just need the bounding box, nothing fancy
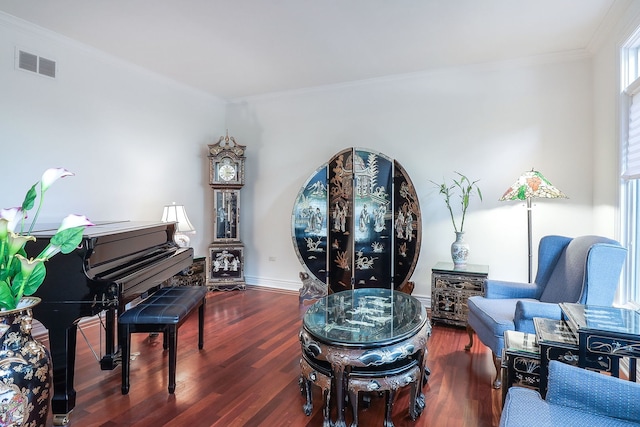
[118,286,207,395]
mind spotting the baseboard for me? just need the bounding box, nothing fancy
[244,276,431,308]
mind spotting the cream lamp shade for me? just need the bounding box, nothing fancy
[161,202,195,247]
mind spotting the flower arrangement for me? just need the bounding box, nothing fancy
[0,168,93,310]
[431,172,482,233]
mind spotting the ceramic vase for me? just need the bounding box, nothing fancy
[451,231,470,267]
[0,296,51,427]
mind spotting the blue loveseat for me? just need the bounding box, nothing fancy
[500,361,640,427]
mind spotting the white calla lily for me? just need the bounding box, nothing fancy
[0,207,24,234]
[0,168,92,310]
[41,168,74,193]
[57,214,94,232]
[7,233,35,257]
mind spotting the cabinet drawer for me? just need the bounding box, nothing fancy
[432,273,485,291]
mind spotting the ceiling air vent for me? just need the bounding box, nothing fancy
[17,49,57,78]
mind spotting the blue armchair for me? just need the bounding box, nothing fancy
[500,361,640,426]
[465,235,627,388]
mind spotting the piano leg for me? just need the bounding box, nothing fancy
[48,321,78,426]
[100,308,120,370]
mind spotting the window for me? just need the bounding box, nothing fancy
[620,33,640,304]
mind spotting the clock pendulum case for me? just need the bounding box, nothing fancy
[207,132,246,290]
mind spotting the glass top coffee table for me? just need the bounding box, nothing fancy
[300,288,431,427]
[560,303,640,381]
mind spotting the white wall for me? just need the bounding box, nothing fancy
[227,55,597,300]
[0,14,226,258]
[592,3,640,230]
[2,10,631,304]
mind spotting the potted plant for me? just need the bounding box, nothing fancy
[432,172,482,266]
[0,168,92,427]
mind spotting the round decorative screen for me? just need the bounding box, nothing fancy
[292,147,421,300]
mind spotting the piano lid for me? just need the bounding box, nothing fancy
[28,220,177,238]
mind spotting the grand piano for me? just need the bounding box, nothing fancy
[27,221,193,425]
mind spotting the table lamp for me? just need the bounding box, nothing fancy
[499,169,567,283]
[161,202,196,247]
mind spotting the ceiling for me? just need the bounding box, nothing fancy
[0,0,627,100]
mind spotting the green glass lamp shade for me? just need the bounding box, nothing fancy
[500,169,567,201]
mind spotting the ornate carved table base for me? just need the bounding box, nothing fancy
[300,289,431,427]
[299,356,332,427]
[347,362,425,427]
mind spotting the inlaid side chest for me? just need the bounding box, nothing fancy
[431,262,488,327]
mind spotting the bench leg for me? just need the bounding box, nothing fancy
[121,324,131,395]
[168,325,178,393]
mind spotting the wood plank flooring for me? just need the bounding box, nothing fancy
[41,287,503,427]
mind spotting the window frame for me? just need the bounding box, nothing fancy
[619,33,640,304]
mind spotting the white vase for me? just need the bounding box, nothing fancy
[451,231,469,267]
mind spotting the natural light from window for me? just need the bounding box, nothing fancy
[621,31,640,305]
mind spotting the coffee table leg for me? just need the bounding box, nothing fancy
[348,388,358,427]
[322,383,332,427]
[409,381,419,420]
[300,375,313,415]
[334,368,347,427]
[384,390,396,427]
[416,349,427,412]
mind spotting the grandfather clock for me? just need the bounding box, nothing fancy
[207,132,246,290]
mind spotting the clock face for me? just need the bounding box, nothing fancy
[218,163,237,181]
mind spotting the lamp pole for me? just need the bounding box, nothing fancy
[526,197,533,283]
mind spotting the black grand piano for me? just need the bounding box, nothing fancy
[27,221,193,425]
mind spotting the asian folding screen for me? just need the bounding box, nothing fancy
[292,147,421,300]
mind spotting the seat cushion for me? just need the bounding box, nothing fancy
[467,296,533,355]
[467,296,518,335]
[119,286,207,325]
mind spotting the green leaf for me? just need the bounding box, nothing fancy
[0,280,15,310]
[22,263,46,296]
[5,256,21,279]
[21,184,38,212]
[51,227,84,254]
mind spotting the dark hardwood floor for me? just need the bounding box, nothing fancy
[41,287,503,427]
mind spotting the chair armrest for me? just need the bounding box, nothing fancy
[485,280,540,299]
[513,301,561,333]
[546,361,640,423]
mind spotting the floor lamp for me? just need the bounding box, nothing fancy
[499,169,567,283]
